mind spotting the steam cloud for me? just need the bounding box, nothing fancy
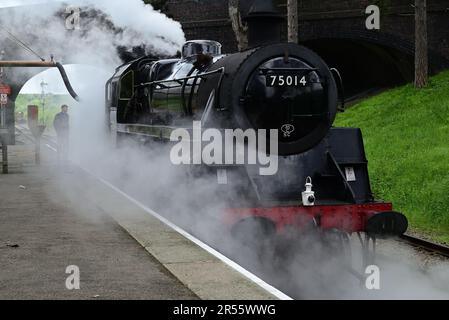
[3,1,449,300]
[0,0,185,82]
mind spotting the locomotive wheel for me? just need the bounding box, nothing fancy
[321,229,352,255]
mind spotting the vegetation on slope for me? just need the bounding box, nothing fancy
[335,70,449,244]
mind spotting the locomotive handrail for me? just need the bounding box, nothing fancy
[330,68,346,112]
[258,67,318,75]
[214,66,226,111]
[182,66,197,115]
[292,112,330,118]
[135,67,225,89]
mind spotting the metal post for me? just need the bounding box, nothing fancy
[1,139,7,174]
[0,105,5,128]
[35,136,40,165]
[0,50,4,79]
[40,80,48,125]
[287,0,299,44]
[0,50,8,174]
[0,103,7,173]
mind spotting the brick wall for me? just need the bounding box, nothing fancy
[166,0,449,64]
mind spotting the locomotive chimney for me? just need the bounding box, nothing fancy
[244,0,284,48]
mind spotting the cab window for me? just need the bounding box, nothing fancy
[120,71,134,100]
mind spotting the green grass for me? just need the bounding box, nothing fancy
[15,94,73,127]
[335,70,449,244]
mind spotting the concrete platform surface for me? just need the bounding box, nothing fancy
[0,168,197,300]
[62,166,276,300]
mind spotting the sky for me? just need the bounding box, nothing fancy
[19,65,98,95]
[20,64,112,94]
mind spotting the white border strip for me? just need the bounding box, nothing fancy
[87,171,293,301]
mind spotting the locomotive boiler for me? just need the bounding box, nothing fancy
[105,0,408,267]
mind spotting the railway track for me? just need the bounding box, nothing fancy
[15,125,56,143]
[398,235,449,258]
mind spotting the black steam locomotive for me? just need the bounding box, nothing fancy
[105,0,407,263]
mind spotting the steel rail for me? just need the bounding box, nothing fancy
[399,234,449,258]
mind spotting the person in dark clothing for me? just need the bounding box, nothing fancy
[53,105,70,162]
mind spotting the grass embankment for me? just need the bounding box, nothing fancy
[335,70,449,244]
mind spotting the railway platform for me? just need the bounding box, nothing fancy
[0,128,277,300]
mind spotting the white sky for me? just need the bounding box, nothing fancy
[20,64,113,95]
[21,66,77,94]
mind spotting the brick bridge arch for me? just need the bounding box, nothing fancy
[166,0,449,96]
[301,29,449,97]
[301,31,416,97]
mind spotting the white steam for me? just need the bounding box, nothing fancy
[1,0,185,81]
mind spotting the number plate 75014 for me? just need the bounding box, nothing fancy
[266,74,308,87]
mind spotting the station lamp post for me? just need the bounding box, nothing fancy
[40,80,48,125]
[0,49,11,173]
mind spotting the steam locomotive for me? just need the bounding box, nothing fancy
[105,0,408,266]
